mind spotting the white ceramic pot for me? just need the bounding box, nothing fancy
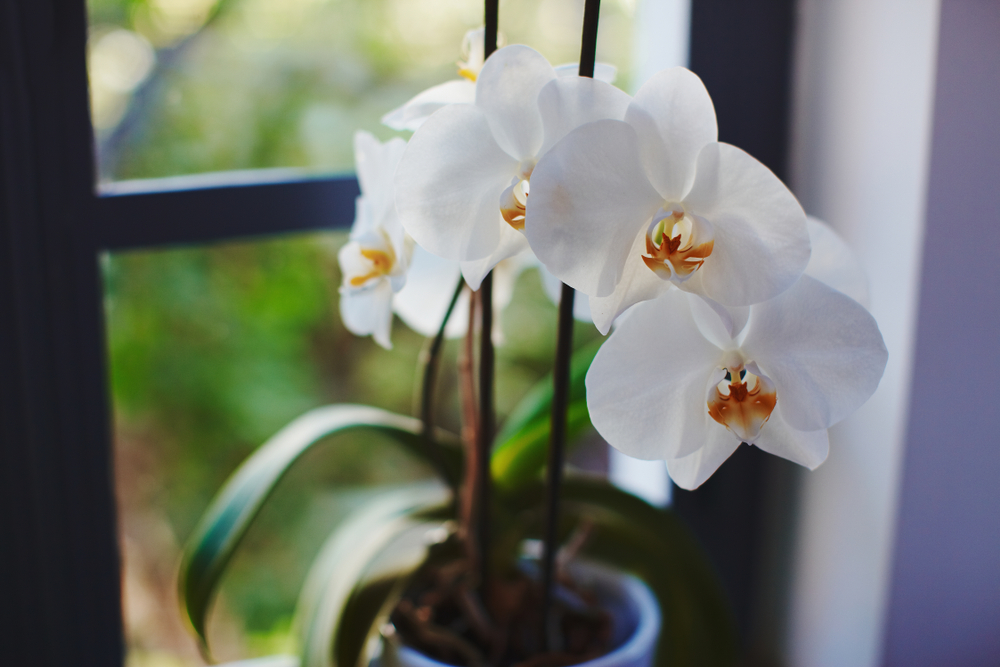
[391,561,661,667]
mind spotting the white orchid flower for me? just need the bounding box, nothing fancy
[338,131,466,348]
[340,131,504,348]
[394,44,633,291]
[586,274,888,490]
[382,28,617,132]
[524,67,811,335]
[338,131,412,349]
[341,131,563,347]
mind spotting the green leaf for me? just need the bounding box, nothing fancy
[296,483,451,667]
[491,338,602,490]
[179,404,461,651]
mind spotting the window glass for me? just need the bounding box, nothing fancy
[87,0,639,183]
[104,231,601,665]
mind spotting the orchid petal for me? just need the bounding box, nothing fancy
[538,77,633,156]
[554,62,618,83]
[338,234,399,282]
[586,291,723,462]
[741,275,888,431]
[686,293,737,350]
[459,222,530,290]
[338,239,376,283]
[459,27,487,75]
[394,104,519,262]
[682,142,810,305]
[753,408,830,470]
[624,68,717,201]
[592,62,618,83]
[380,80,477,131]
[393,245,466,339]
[354,132,406,228]
[525,119,663,298]
[683,292,751,348]
[476,45,556,160]
[339,279,395,350]
[805,216,871,309]
[664,424,740,491]
[586,230,672,334]
[349,195,376,239]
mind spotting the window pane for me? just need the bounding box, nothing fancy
[87,0,639,184]
[104,231,600,665]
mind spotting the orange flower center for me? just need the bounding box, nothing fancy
[707,365,777,443]
[500,161,535,231]
[642,207,714,281]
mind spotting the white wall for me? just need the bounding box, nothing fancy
[630,0,691,92]
[785,2,940,665]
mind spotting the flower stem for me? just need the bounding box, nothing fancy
[577,0,601,79]
[460,290,480,571]
[540,283,576,650]
[484,0,499,58]
[540,0,601,650]
[471,0,500,607]
[476,272,495,594]
[420,277,465,489]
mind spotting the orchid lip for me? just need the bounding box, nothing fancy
[641,205,714,283]
[706,359,777,443]
[346,242,397,288]
[500,162,535,231]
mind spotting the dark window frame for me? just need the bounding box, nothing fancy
[0,1,795,663]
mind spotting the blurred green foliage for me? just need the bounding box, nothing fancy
[104,233,433,665]
[89,0,636,181]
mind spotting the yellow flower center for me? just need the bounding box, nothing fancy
[500,161,535,231]
[707,362,777,443]
[642,206,714,281]
[349,248,394,287]
[458,67,477,82]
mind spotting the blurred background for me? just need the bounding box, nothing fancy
[87,0,638,182]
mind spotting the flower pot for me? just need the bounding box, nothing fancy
[388,561,661,667]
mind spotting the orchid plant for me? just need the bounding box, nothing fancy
[179,2,887,666]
